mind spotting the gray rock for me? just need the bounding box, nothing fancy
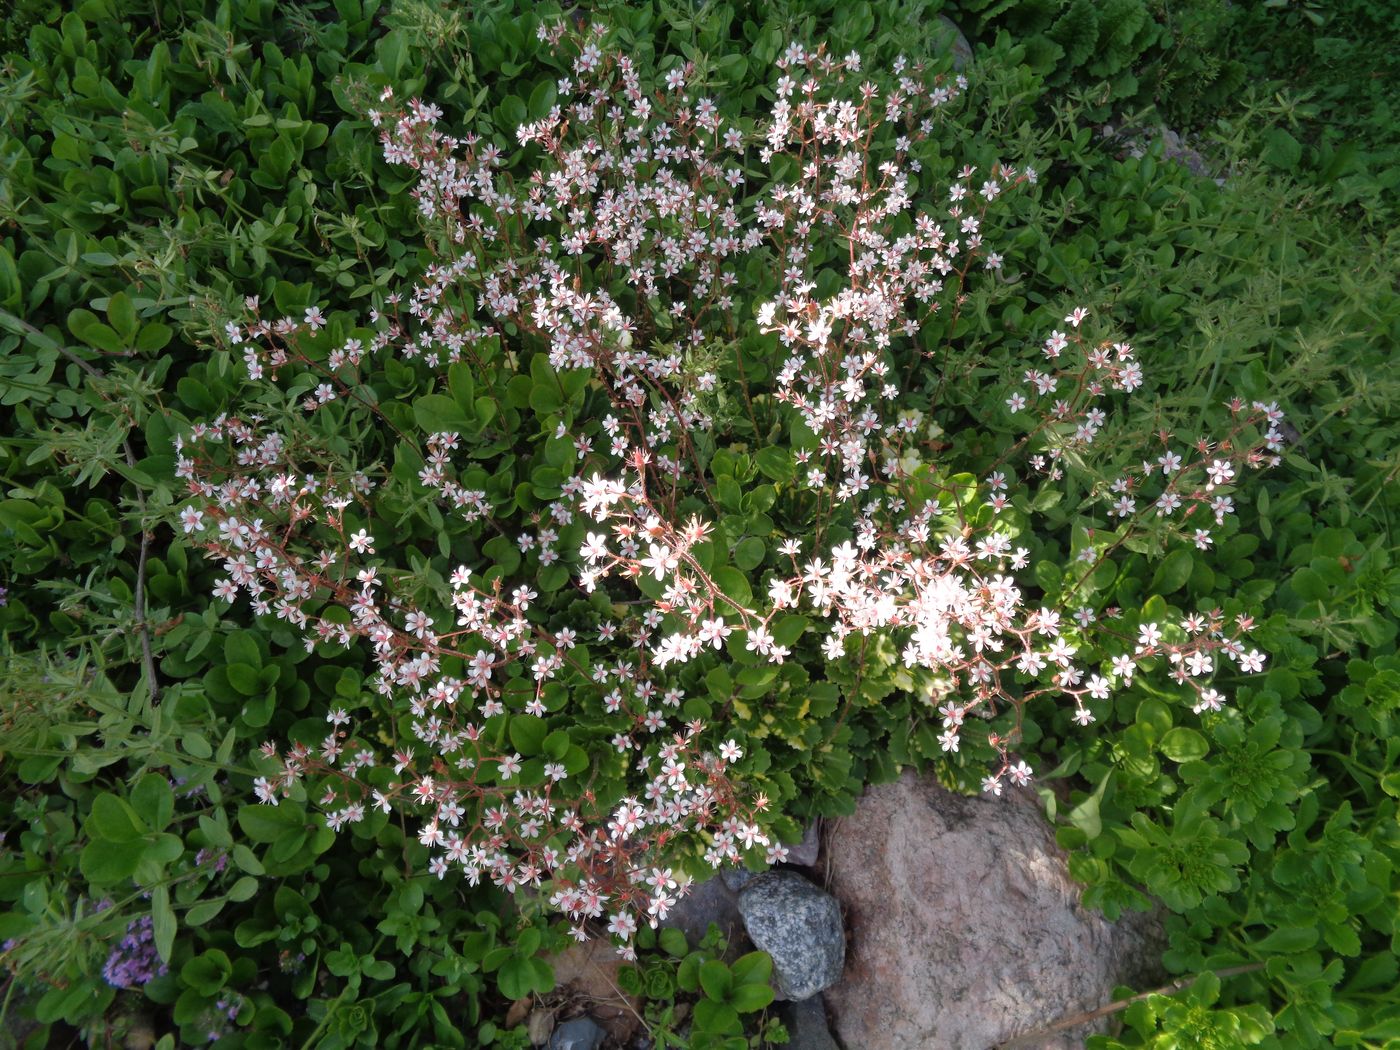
[822,771,1164,1050]
[776,998,841,1050]
[934,15,974,72]
[720,865,755,892]
[784,821,821,867]
[661,874,746,954]
[547,1017,605,1050]
[737,871,845,1001]
[1101,121,1225,185]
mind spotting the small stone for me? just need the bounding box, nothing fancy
[527,1009,555,1047]
[505,998,532,1030]
[737,872,845,1001]
[720,865,754,892]
[933,15,974,72]
[784,821,821,867]
[661,875,747,956]
[775,998,840,1050]
[547,1016,605,1050]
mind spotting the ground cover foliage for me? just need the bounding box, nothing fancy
[0,0,1397,1047]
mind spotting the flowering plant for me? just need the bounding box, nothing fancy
[176,20,1283,955]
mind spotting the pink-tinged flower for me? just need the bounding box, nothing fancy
[639,542,678,581]
[981,776,1003,797]
[1065,306,1089,328]
[1238,649,1266,673]
[180,506,205,533]
[580,532,609,562]
[1206,459,1236,487]
[719,739,743,764]
[607,911,637,938]
[697,618,731,649]
[303,306,326,330]
[1192,688,1225,714]
[1008,760,1033,787]
[347,529,374,554]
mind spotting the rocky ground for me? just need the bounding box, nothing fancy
[537,770,1164,1050]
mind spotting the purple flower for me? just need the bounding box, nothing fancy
[102,914,168,990]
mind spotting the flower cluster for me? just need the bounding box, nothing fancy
[102,912,168,990]
[181,22,1280,948]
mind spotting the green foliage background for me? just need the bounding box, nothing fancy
[0,0,1397,1047]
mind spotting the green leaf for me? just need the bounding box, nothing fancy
[413,393,473,434]
[143,833,184,867]
[136,322,172,352]
[238,803,305,844]
[1261,128,1302,169]
[729,981,774,1012]
[80,838,144,884]
[497,955,536,999]
[699,959,733,1002]
[1150,547,1194,594]
[151,885,175,963]
[528,79,557,120]
[1254,925,1318,953]
[692,997,740,1034]
[542,729,570,760]
[528,956,554,994]
[498,94,528,129]
[508,715,548,756]
[754,446,793,482]
[184,899,226,926]
[659,926,688,957]
[182,950,233,996]
[225,662,263,696]
[733,537,765,570]
[231,843,264,875]
[1067,769,1112,840]
[448,361,476,414]
[224,631,262,668]
[771,615,809,647]
[176,376,218,414]
[227,876,259,902]
[107,291,138,341]
[130,774,175,831]
[1160,727,1209,763]
[89,793,147,842]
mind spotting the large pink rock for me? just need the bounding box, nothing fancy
[822,772,1163,1049]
